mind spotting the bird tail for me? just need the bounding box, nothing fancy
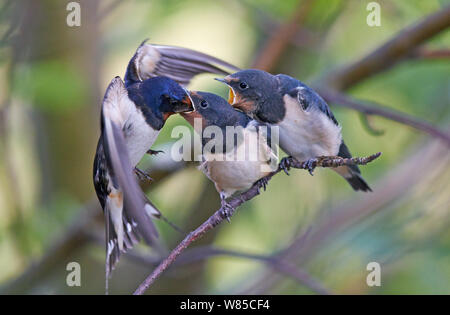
[344,171,372,192]
[104,189,182,285]
[336,141,372,192]
[105,206,142,281]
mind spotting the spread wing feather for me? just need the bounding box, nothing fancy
[125,41,241,87]
[102,77,159,243]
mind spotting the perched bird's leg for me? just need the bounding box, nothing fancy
[255,177,269,194]
[134,167,153,182]
[303,158,318,176]
[219,193,234,223]
[280,156,294,175]
[146,149,164,155]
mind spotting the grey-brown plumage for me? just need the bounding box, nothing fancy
[217,69,371,192]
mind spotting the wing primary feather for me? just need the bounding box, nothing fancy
[155,45,241,71]
[102,80,158,241]
[101,78,159,274]
[125,43,241,87]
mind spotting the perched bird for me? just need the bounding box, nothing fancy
[181,92,276,216]
[216,69,371,192]
[93,42,240,280]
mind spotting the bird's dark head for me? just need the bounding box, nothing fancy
[215,69,275,116]
[145,77,193,120]
[181,91,244,129]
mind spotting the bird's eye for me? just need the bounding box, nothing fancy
[199,100,208,108]
[239,82,248,90]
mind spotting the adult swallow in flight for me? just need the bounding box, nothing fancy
[93,42,241,279]
[181,92,276,218]
[216,69,371,192]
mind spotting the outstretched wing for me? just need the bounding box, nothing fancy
[124,40,241,87]
[101,76,159,247]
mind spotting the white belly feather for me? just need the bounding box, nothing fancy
[201,125,273,198]
[276,94,342,161]
[123,106,160,167]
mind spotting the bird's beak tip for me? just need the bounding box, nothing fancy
[214,78,227,84]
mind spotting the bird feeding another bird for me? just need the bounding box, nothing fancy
[93,41,375,291]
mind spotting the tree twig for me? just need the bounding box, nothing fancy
[252,0,314,71]
[321,5,450,91]
[133,153,381,295]
[318,88,450,146]
[126,245,332,295]
[410,48,450,60]
[238,140,448,294]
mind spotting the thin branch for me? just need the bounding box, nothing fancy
[252,0,314,71]
[410,48,450,60]
[238,0,320,49]
[133,153,381,295]
[126,243,331,295]
[239,140,447,294]
[0,160,186,294]
[322,5,450,91]
[318,88,450,147]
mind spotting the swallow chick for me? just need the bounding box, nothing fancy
[216,69,371,192]
[181,92,277,219]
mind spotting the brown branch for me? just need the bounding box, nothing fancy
[318,88,450,147]
[238,140,447,294]
[252,0,314,71]
[0,159,186,294]
[322,5,450,91]
[133,152,381,295]
[239,0,320,50]
[126,244,331,295]
[410,48,450,60]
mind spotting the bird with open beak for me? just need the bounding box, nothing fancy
[216,69,371,192]
[93,41,240,284]
[181,92,277,218]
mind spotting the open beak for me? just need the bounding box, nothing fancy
[173,94,194,113]
[214,77,236,105]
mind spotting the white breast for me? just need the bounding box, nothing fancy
[201,125,274,198]
[276,94,342,161]
[123,105,160,167]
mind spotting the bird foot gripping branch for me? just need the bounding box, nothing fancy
[134,167,153,182]
[220,200,235,223]
[280,156,317,176]
[134,152,382,295]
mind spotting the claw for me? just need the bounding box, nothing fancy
[146,149,164,155]
[280,157,292,175]
[256,177,269,192]
[220,198,234,223]
[134,167,153,182]
[304,158,317,176]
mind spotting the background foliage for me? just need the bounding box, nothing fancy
[0,0,448,294]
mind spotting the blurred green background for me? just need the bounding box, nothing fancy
[0,0,449,294]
